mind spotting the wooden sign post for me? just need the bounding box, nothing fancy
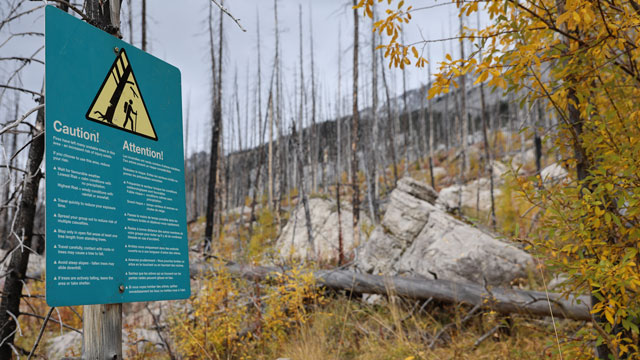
[83,304,122,359]
[84,2,123,359]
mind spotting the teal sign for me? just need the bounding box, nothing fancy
[45,6,190,306]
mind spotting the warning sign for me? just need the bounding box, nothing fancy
[86,48,158,140]
[46,5,189,306]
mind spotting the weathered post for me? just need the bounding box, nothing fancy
[83,1,122,359]
[83,304,123,359]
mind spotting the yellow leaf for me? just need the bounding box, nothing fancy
[605,309,614,324]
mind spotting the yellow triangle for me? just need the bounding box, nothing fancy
[86,49,158,141]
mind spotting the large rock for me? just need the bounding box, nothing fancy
[435,161,507,213]
[46,331,81,360]
[275,198,371,262]
[357,177,532,286]
[541,163,568,183]
[431,166,447,180]
[436,177,502,213]
[510,148,536,169]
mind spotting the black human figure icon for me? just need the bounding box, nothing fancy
[123,99,137,131]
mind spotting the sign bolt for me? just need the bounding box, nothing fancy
[114,47,120,55]
[118,284,125,293]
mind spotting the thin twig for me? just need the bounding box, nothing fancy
[27,306,54,360]
[428,303,482,349]
[0,85,42,98]
[0,57,43,65]
[21,312,82,334]
[145,304,175,359]
[473,324,505,348]
[209,0,246,32]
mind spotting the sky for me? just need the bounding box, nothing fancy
[0,0,481,157]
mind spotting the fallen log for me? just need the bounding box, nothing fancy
[191,262,591,321]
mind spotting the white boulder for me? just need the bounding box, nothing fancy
[357,177,532,286]
[275,198,371,262]
[540,163,568,183]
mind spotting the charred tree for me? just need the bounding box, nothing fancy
[0,95,44,360]
[380,51,398,186]
[141,0,147,51]
[204,1,224,252]
[351,0,361,247]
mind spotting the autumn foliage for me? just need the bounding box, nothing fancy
[358,0,640,357]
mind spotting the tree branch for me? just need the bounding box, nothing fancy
[26,307,54,360]
[209,0,246,32]
[0,85,42,98]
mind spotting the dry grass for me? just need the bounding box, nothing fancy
[275,296,586,360]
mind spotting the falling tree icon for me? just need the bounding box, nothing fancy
[92,49,134,124]
[86,48,158,141]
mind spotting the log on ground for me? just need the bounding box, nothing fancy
[192,262,591,321]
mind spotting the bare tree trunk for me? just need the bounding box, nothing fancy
[268,0,280,211]
[0,95,44,360]
[427,45,436,189]
[475,12,496,229]
[127,0,133,45]
[292,124,314,258]
[508,94,515,154]
[480,84,496,228]
[336,27,344,265]
[308,6,318,193]
[1,98,19,248]
[141,0,147,51]
[193,135,199,220]
[351,0,361,247]
[204,1,224,252]
[184,94,190,174]
[249,71,274,237]
[401,29,416,170]
[298,4,305,188]
[442,44,450,152]
[535,100,543,174]
[459,16,468,175]
[368,7,380,223]
[234,69,243,152]
[380,51,398,186]
[256,11,262,152]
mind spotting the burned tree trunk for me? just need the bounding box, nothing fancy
[0,96,44,360]
[380,51,398,186]
[215,263,592,322]
[351,0,361,247]
[292,124,314,257]
[204,2,224,252]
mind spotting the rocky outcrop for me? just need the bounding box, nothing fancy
[436,161,507,213]
[46,331,81,360]
[510,148,536,169]
[356,178,532,286]
[436,178,502,213]
[275,198,371,262]
[541,163,568,183]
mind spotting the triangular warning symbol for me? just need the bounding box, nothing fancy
[86,49,158,141]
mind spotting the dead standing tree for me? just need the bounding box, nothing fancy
[0,3,101,358]
[351,0,361,249]
[0,93,44,359]
[204,0,224,253]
